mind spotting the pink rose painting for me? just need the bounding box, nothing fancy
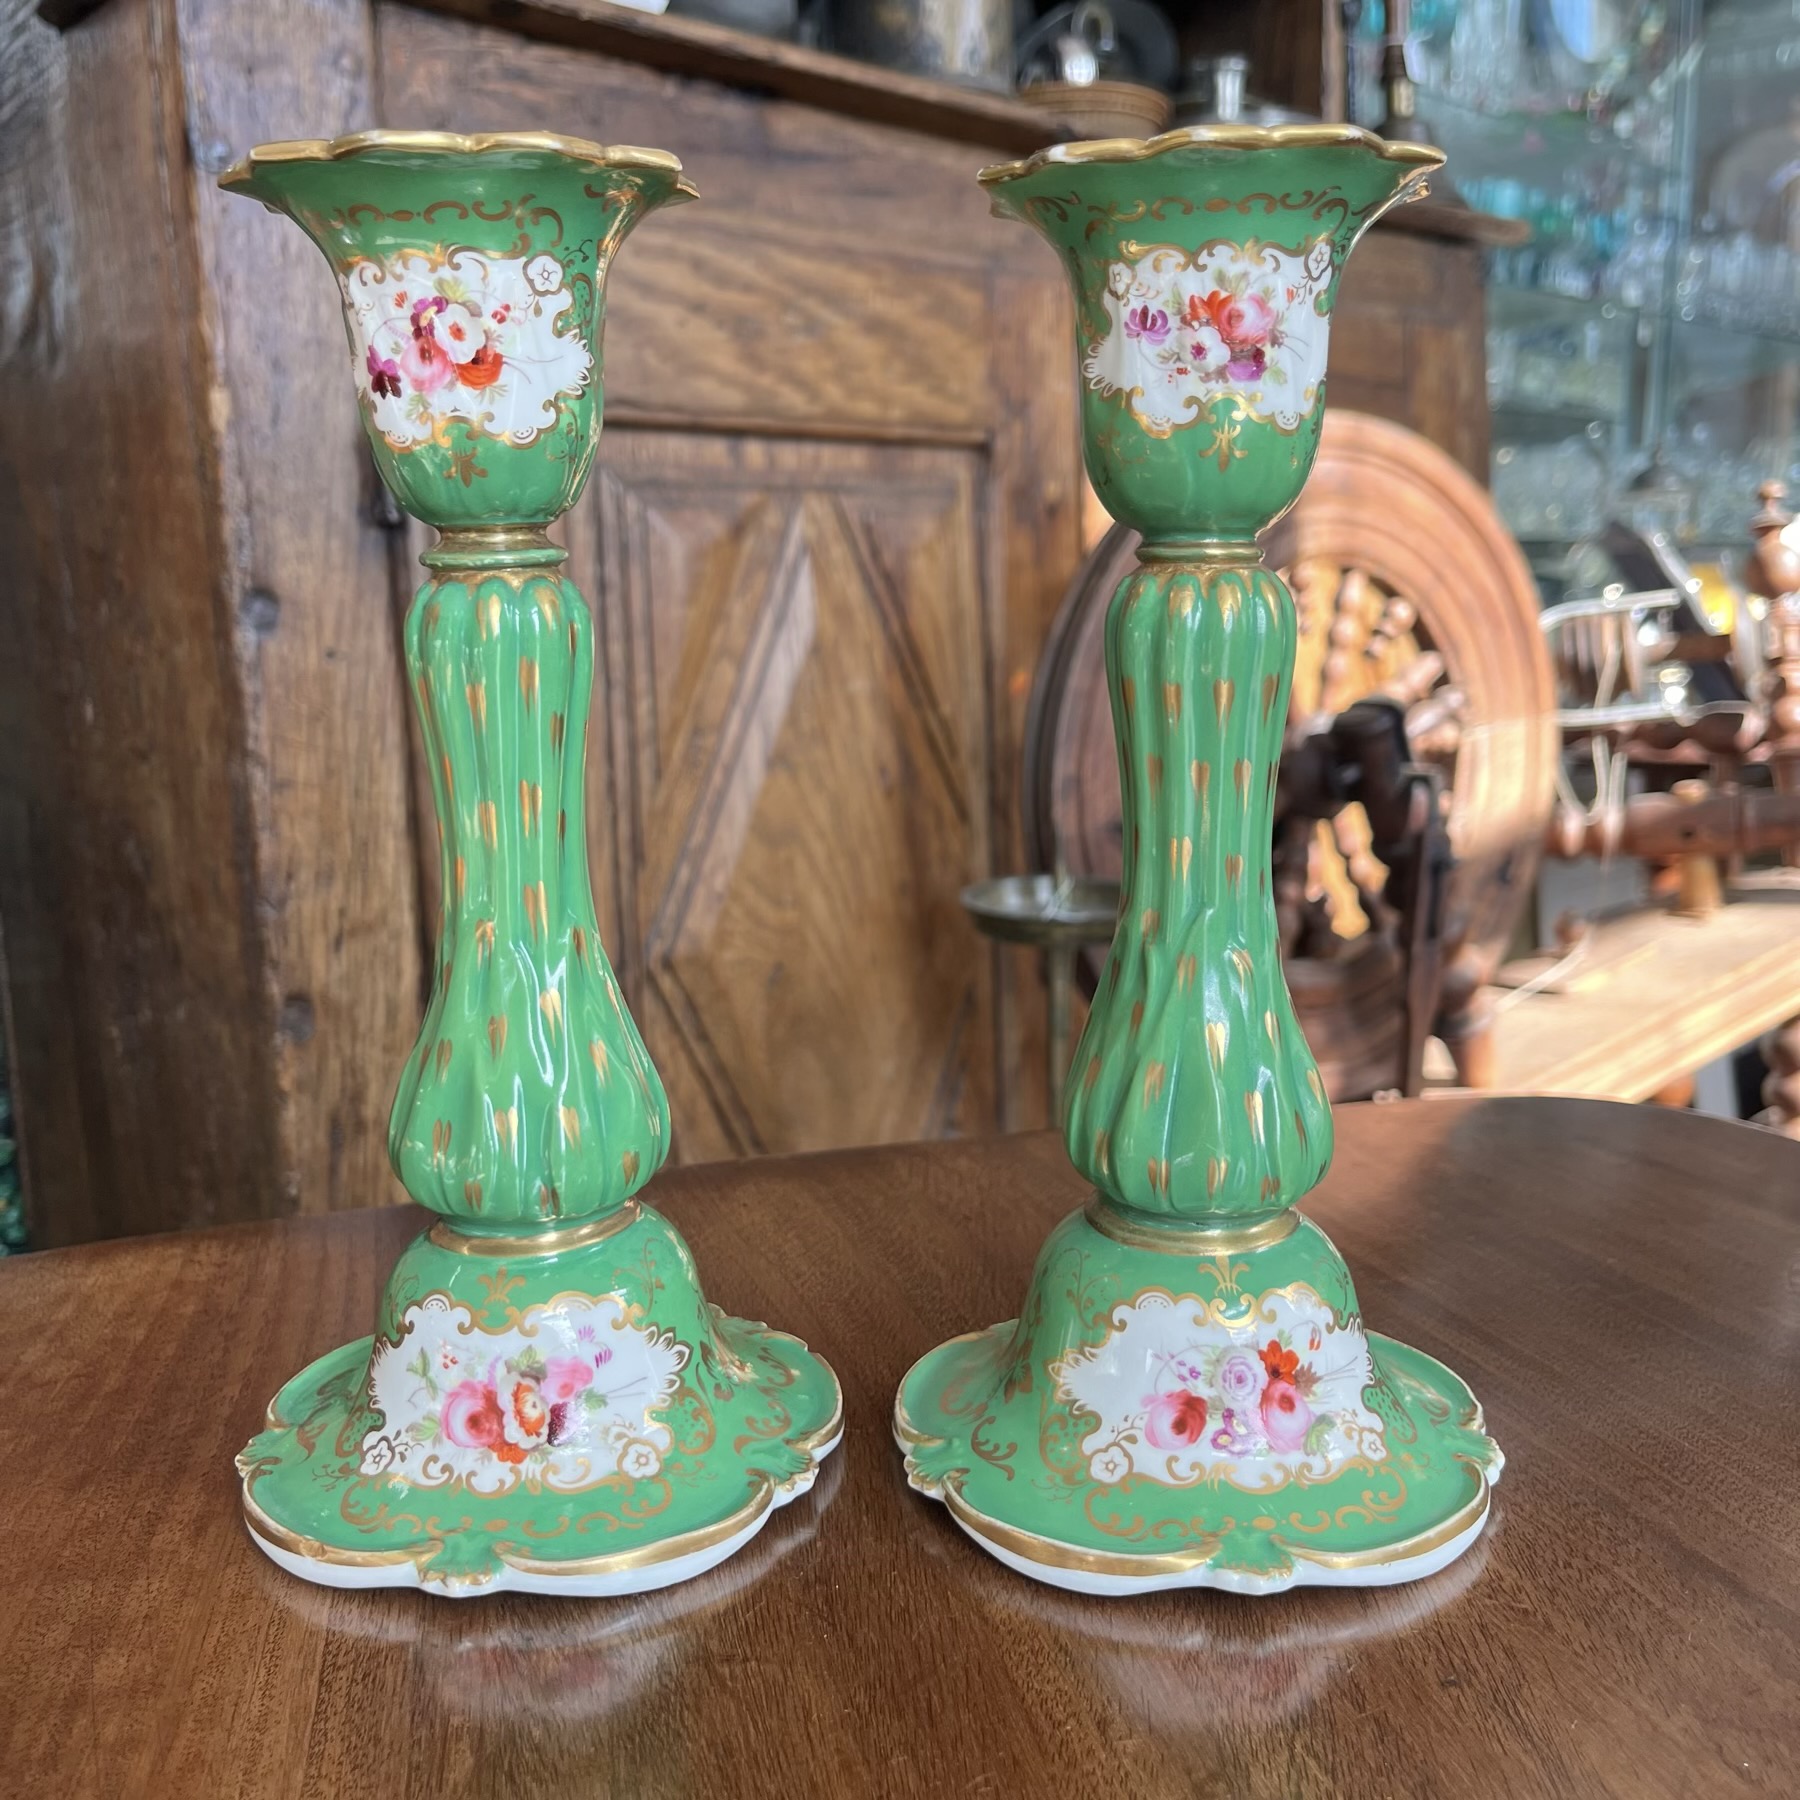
[1201,288,1277,348]
[1193,289,1277,381]
[1260,1378,1315,1454]
[340,245,596,455]
[442,1379,505,1453]
[1144,1388,1210,1449]
[399,330,456,394]
[441,1351,596,1466]
[1139,1336,1321,1460]
[393,292,491,396]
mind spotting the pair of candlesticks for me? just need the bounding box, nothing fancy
[227,125,1501,1600]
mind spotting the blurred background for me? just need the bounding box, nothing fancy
[2,0,1797,1251]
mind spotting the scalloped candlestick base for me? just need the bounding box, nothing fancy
[242,1204,841,1596]
[895,1205,1498,1595]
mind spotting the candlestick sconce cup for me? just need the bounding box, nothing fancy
[224,132,840,1597]
[895,126,1502,1596]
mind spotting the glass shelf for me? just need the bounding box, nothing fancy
[1492,402,1623,436]
[1487,285,1643,329]
[1354,0,1800,593]
[1485,284,1639,441]
[1487,283,1800,364]
[1667,306,1800,355]
[1415,87,1679,187]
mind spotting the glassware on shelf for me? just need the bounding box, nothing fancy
[1488,318,1621,414]
[1466,167,1675,303]
[1706,100,1800,238]
[1620,445,1698,542]
[1492,433,1615,540]
[1669,427,1800,546]
[828,0,1013,91]
[1600,210,1674,308]
[1354,0,1678,126]
[1486,289,1635,426]
[1354,0,1798,597]
[1674,231,1800,341]
[1444,0,1527,111]
[1537,0,1637,110]
[1173,52,1314,127]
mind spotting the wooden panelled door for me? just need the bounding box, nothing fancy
[567,435,996,1161]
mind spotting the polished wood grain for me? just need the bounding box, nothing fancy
[573,432,998,1159]
[187,0,430,1220]
[0,0,286,1242]
[2,1096,1797,1798]
[1331,230,1493,481]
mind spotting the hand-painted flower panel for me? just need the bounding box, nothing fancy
[1086,238,1334,435]
[361,1293,686,1495]
[1054,1286,1386,1490]
[340,248,591,450]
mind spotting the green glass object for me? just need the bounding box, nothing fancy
[895,127,1502,1595]
[224,133,840,1596]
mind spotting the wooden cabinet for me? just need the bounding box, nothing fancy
[0,0,1492,1244]
[1331,227,1491,482]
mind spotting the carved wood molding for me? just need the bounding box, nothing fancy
[394,0,1057,154]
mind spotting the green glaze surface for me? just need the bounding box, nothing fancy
[222,135,692,527]
[225,136,838,1593]
[1064,557,1333,1220]
[242,1207,839,1590]
[898,128,1501,1593]
[898,1209,1496,1589]
[390,559,666,1227]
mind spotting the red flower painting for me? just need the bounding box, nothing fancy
[1144,1387,1210,1448]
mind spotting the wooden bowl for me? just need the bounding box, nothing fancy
[1017,80,1172,144]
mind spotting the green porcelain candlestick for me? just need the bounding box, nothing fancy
[224,133,840,1596]
[896,126,1502,1595]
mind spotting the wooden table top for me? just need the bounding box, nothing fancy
[4,1096,1799,1799]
